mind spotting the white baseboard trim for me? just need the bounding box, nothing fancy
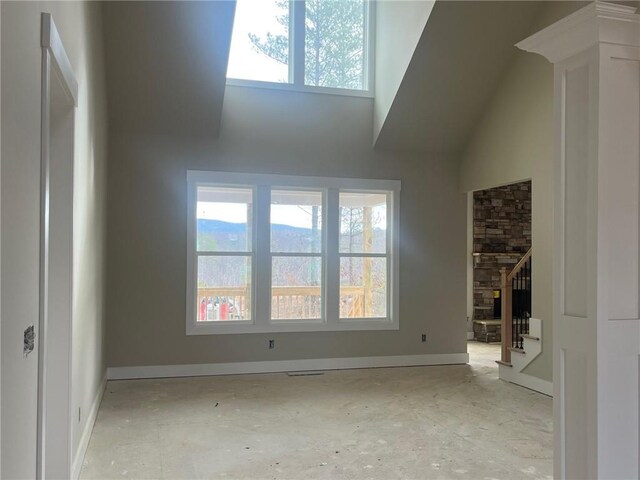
[498,364,553,397]
[107,353,470,380]
[72,375,107,480]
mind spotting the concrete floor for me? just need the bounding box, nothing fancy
[81,342,552,479]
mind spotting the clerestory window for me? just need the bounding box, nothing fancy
[226,0,374,96]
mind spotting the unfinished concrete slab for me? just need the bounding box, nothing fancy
[81,343,551,479]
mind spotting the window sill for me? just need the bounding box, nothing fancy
[226,78,374,99]
[186,318,398,335]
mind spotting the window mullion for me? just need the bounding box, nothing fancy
[255,185,272,326]
[391,190,399,324]
[364,0,375,92]
[325,188,340,325]
[292,0,305,86]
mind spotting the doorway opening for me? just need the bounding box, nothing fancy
[466,180,532,367]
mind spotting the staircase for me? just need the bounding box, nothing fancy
[496,248,552,396]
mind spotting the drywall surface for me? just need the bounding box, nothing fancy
[69,2,109,471]
[374,1,547,153]
[106,86,467,368]
[373,0,433,142]
[101,1,235,138]
[1,2,108,477]
[459,2,586,382]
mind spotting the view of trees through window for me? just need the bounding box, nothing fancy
[339,192,387,318]
[195,186,388,323]
[228,0,367,90]
[303,0,365,89]
[271,190,323,320]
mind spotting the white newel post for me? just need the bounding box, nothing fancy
[518,2,640,479]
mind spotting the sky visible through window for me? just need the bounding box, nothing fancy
[227,0,367,90]
[197,195,386,231]
[227,0,289,83]
[198,201,317,229]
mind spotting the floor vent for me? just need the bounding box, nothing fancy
[287,371,325,377]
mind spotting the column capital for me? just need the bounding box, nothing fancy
[516,1,639,63]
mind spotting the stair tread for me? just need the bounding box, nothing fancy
[496,360,512,367]
[520,334,540,341]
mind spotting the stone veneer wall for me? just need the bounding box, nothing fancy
[473,181,531,320]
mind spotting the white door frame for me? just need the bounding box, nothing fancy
[37,13,78,480]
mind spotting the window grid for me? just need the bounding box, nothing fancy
[186,171,399,335]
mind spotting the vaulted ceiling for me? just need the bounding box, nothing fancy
[101,1,557,153]
[373,1,548,154]
[102,1,235,138]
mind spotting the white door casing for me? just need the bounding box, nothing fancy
[518,2,640,478]
[38,12,78,480]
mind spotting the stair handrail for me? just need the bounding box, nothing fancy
[506,248,533,281]
[500,247,532,364]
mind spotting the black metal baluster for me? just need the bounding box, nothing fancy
[509,253,533,351]
[518,265,524,349]
[518,262,527,348]
[523,262,527,347]
[517,268,521,348]
[511,272,518,348]
[525,261,528,345]
[525,257,531,334]
[511,275,515,349]
[524,261,528,346]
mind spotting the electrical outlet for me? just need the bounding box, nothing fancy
[269,339,275,349]
[421,334,427,343]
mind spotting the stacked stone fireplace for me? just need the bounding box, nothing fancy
[473,181,531,340]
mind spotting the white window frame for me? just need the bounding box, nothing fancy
[226,0,376,98]
[186,170,400,335]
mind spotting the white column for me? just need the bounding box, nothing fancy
[517,2,640,479]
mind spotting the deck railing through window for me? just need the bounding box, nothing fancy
[197,286,366,321]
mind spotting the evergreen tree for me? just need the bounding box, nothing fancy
[249,0,365,89]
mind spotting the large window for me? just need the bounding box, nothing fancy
[187,171,399,335]
[226,0,374,96]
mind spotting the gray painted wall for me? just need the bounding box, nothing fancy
[106,86,467,368]
[1,2,108,477]
[373,0,433,142]
[374,1,547,153]
[101,1,235,139]
[459,2,588,382]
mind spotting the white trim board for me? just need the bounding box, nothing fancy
[38,12,78,479]
[41,13,78,105]
[71,376,106,480]
[107,353,469,380]
[498,363,553,397]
